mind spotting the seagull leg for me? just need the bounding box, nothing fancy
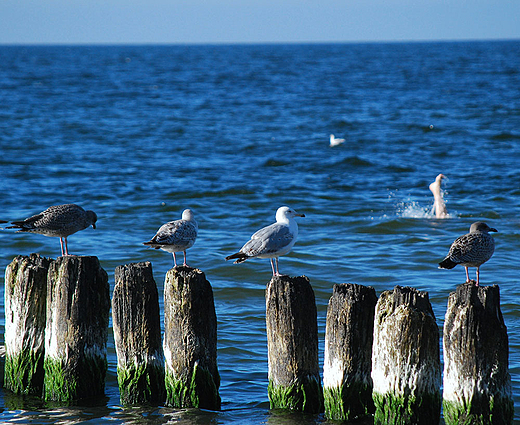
[476,267,480,287]
[64,237,69,256]
[270,258,276,276]
[183,250,187,266]
[464,267,470,283]
[275,257,280,276]
[172,252,178,267]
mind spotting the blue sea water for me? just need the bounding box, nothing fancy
[0,40,520,424]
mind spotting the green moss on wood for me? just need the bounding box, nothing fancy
[43,354,107,402]
[165,363,221,410]
[268,375,323,413]
[117,362,165,405]
[4,350,44,395]
[443,396,514,425]
[324,382,374,421]
[373,391,440,425]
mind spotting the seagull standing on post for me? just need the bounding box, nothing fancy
[8,203,97,256]
[226,206,305,276]
[438,221,497,286]
[143,209,198,267]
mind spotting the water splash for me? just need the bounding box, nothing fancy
[397,200,435,218]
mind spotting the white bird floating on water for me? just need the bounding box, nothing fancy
[225,206,305,276]
[329,134,345,147]
[429,173,448,218]
[143,209,198,267]
[8,203,97,256]
[438,221,497,286]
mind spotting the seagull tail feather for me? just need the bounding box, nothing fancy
[225,252,249,264]
[439,257,457,269]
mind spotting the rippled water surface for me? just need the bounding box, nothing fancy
[1,41,520,423]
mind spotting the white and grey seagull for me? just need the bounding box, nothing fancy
[143,209,198,267]
[8,203,97,256]
[225,206,305,276]
[438,221,497,286]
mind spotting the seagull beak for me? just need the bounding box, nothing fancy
[297,213,305,218]
[92,223,97,229]
[490,227,498,232]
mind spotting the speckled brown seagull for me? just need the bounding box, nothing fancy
[9,203,97,256]
[438,221,497,286]
[143,209,198,267]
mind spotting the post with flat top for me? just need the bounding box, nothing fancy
[112,262,165,405]
[371,286,441,425]
[323,283,377,421]
[4,254,51,395]
[43,256,110,402]
[443,282,513,425]
[265,274,323,413]
[163,266,221,410]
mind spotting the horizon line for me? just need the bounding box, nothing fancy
[1,37,519,48]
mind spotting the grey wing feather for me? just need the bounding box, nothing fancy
[243,223,293,256]
[152,220,197,245]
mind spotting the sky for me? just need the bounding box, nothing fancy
[1,0,519,45]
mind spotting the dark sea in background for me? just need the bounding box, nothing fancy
[0,40,520,424]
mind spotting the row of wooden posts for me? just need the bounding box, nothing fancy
[2,254,514,424]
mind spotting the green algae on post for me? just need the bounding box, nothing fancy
[4,254,51,395]
[43,353,107,402]
[322,283,377,421]
[371,286,441,425]
[117,361,165,405]
[163,266,221,410]
[165,361,220,408]
[442,283,513,425]
[265,275,323,413]
[112,262,165,405]
[268,375,322,413]
[44,256,110,401]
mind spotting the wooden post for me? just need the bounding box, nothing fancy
[163,266,221,410]
[265,275,323,413]
[44,256,110,402]
[112,262,165,405]
[371,286,441,425]
[443,283,513,425]
[323,283,377,421]
[4,254,51,395]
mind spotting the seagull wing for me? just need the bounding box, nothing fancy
[242,223,294,257]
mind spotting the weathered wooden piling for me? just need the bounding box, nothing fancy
[44,256,110,402]
[265,275,323,413]
[4,254,52,395]
[443,283,513,425]
[323,283,377,421]
[112,262,165,405]
[163,266,221,410]
[371,286,441,425]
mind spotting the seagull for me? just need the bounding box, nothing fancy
[438,221,497,286]
[329,134,345,147]
[143,209,198,267]
[429,173,448,218]
[225,206,305,276]
[8,203,97,256]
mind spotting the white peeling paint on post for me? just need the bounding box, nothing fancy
[323,356,344,389]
